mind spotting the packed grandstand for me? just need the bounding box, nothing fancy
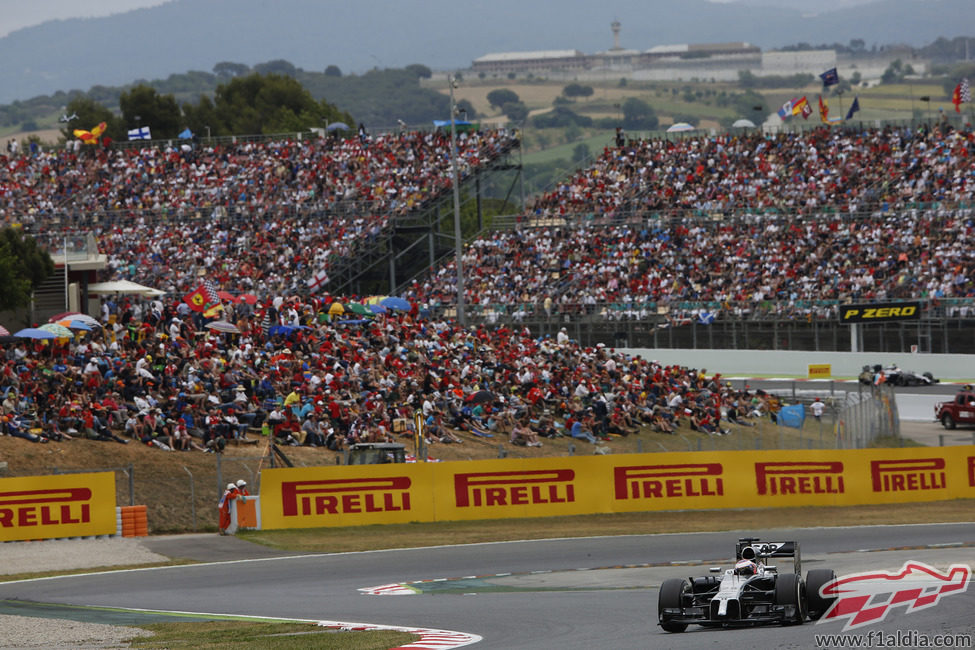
[0,121,972,450]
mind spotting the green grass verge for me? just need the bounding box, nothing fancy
[126,621,416,649]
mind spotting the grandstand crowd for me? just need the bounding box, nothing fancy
[0,121,972,451]
[0,298,772,450]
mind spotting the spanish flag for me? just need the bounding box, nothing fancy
[73,121,107,145]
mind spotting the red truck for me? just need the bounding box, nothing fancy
[934,390,975,429]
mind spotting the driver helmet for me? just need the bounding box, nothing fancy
[735,559,758,576]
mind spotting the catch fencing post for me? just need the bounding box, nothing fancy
[128,463,135,506]
[216,452,223,497]
[183,466,196,532]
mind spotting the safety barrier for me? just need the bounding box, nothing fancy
[258,447,975,529]
[118,505,148,538]
[0,472,118,542]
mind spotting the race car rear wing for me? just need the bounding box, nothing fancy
[737,537,801,575]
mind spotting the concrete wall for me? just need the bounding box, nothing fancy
[619,348,974,381]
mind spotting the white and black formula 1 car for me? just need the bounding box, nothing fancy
[658,537,837,632]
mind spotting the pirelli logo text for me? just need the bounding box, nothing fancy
[871,458,946,493]
[0,487,92,528]
[968,457,975,488]
[454,469,575,508]
[755,461,845,496]
[281,477,411,517]
[614,463,724,500]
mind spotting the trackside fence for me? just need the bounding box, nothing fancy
[834,385,900,449]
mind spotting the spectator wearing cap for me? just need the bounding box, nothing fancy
[172,418,205,451]
[224,408,243,440]
[810,398,826,421]
[300,411,325,447]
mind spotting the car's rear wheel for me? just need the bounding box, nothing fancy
[805,569,837,620]
[942,414,956,430]
[774,573,807,624]
[658,578,689,633]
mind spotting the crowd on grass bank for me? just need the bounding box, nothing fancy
[0,294,782,452]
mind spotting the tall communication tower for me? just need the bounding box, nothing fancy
[611,19,622,51]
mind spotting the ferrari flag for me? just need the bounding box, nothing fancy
[183,286,209,312]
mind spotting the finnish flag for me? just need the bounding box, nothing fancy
[127,126,151,141]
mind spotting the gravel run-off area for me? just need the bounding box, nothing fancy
[0,536,169,648]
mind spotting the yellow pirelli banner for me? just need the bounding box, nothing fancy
[259,447,975,529]
[0,472,117,542]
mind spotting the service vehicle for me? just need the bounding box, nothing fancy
[658,537,836,632]
[934,390,975,429]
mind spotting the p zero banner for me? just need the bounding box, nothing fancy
[260,447,975,529]
[0,472,117,541]
[839,301,922,323]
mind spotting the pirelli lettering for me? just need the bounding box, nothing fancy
[454,469,575,508]
[755,461,845,496]
[968,457,975,488]
[839,302,921,323]
[0,487,93,528]
[614,463,724,500]
[281,477,412,517]
[871,458,947,493]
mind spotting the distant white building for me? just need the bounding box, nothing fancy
[761,50,837,76]
[472,50,588,76]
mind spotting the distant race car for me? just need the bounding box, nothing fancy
[658,537,836,632]
[858,364,938,386]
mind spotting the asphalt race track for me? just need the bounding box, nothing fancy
[1,524,973,649]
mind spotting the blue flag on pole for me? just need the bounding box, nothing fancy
[820,67,839,87]
[845,96,860,121]
[178,128,194,139]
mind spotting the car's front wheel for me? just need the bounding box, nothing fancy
[806,569,837,620]
[774,573,807,624]
[942,414,956,430]
[658,578,689,633]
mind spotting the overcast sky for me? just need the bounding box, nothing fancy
[1,0,168,38]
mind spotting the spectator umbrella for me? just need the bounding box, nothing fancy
[39,323,75,338]
[204,321,241,334]
[14,328,57,340]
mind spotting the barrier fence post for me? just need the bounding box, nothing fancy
[182,466,196,532]
[216,452,223,497]
[128,463,135,506]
